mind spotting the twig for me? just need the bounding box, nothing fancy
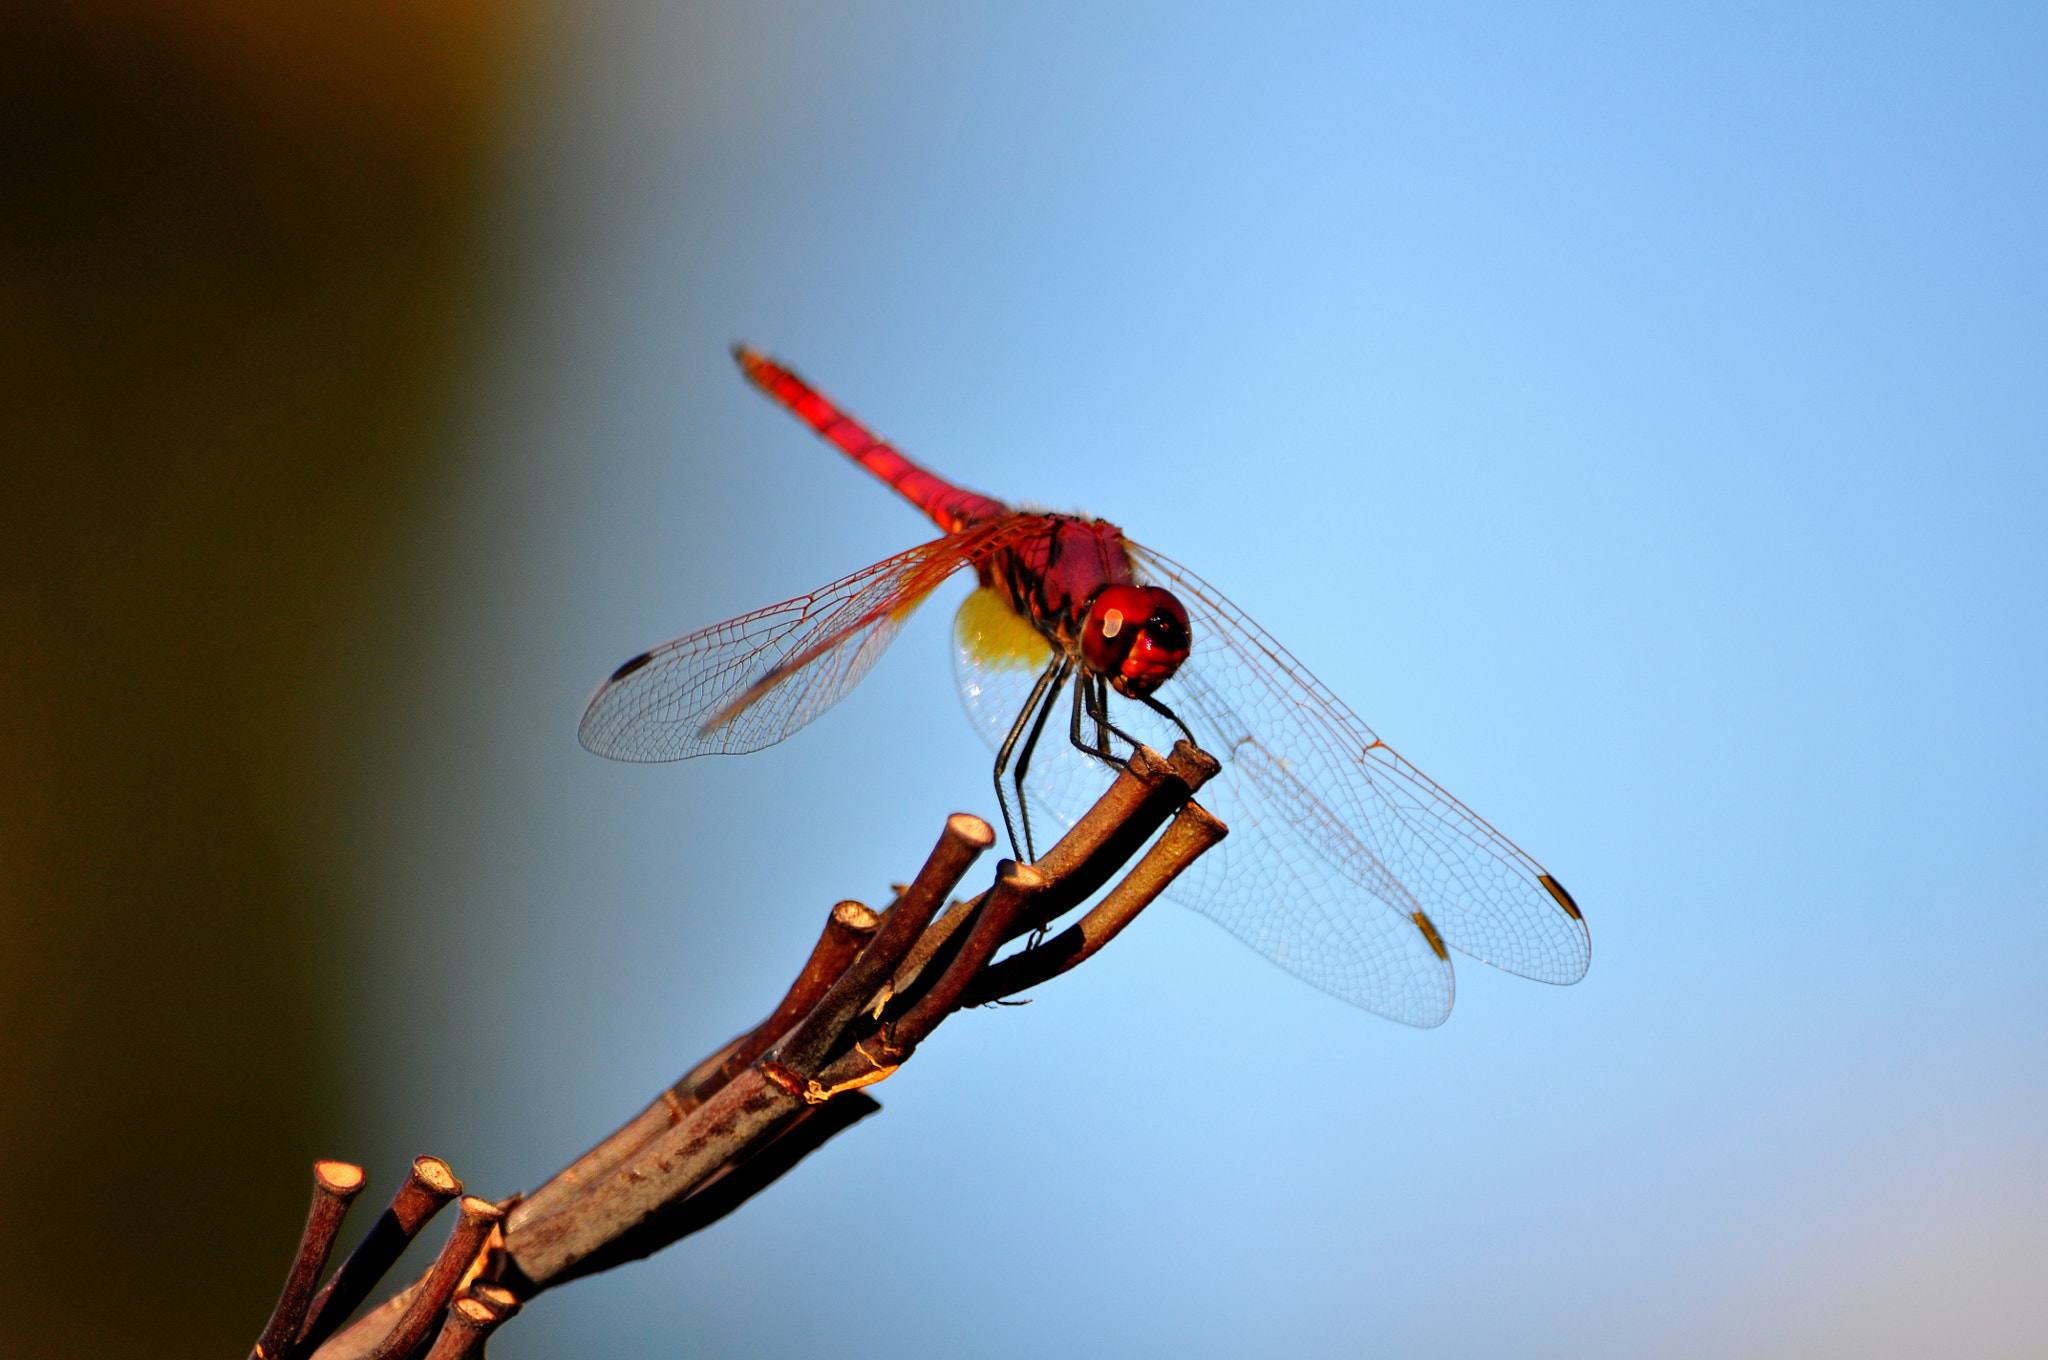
[873,858,1047,1058]
[680,898,884,1111]
[296,741,1229,1356]
[359,1196,505,1360]
[308,1281,417,1360]
[252,1160,365,1360]
[497,758,1215,1288]
[494,817,994,1287]
[964,800,1228,1004]
[508,899,880,1230]
[503,1055,820,1286]
[882,892,981,1004]
[521,1088,883,1288]
[420,1298,504,1360]
[770,813,995,1076]
[860,741,1215,1030]
[295,1155,462,1357]
[995,741,1220,949]
[465,1283,521,1320]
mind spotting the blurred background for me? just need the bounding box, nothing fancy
[4,3,2043,1357]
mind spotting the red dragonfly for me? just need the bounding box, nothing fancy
[580,349,1589,1025]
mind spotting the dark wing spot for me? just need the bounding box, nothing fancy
[1412,911,1449,960]
[609,651,655,683]
[1538,874,1584,921]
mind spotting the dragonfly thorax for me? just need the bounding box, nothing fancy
[978,515,1192,697]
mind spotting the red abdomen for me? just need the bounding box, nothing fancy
[734,347,1146,669]
[735,347,1009,534]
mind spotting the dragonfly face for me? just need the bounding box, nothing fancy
[1081,584,1191,698]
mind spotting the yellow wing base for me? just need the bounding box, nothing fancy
[954,585,1053,673]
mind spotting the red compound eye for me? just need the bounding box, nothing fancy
[1083,586,1192,697]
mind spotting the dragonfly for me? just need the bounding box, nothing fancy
[580,348,1590,1026]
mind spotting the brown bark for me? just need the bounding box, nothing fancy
[250,1161,364,1360]
[298,742,1225,1358]
[295,1156,461,1358]
[358,1197,503,1360]
[418,1298,500,1360]
[506,899,881,1233]
[965,801,1229,1005]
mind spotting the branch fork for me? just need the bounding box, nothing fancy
[256,740,1225,1358]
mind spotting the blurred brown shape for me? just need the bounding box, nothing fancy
[0,3,517,1354]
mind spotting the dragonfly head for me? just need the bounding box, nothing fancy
[1082,585,1191,698]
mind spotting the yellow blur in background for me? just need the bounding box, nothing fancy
[1,4,517,1351]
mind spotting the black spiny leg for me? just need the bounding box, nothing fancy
[1075,671,1155,762]
[1069,671,1135,772]
[993,653,1068,860]
[1139,692,1197,748]
[1010,656,1072,862]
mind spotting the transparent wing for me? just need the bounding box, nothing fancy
[954,548,1589,1026]
[1128,542,1591,988]
[584,519,1033,762]
[956,630,1454,1026]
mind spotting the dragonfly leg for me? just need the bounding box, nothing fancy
[1011,657,1072,862]
[1070,672,1133,772]
[1080,672,1158,760]
[994,654,1070,861]
[1139,692,1197,747]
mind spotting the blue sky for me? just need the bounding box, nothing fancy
[334,4,2045,1355]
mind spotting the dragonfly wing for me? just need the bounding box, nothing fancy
[1127,542,1592,996]
[954,616,1454,1025]
[582,524,1016,762]
[1161,718,1459,1026]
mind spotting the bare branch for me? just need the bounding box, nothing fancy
[308,1281,417,1360]
[289,743,1230,1356]
[965,800,1228,1005]
[679,898,884,1112]
[506,1063,808,1288]
[464,1284,522,1322]
[519,1089,883,1288]
[1003,740,1221,943]
[419,1298,502,1360]
[251,1161,364,1360]
[508,899,880,1232]
[296,1155,461,1357]
[771,813,994,1077]
[358,1196,504,1360]
[873,858,1048,1058]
